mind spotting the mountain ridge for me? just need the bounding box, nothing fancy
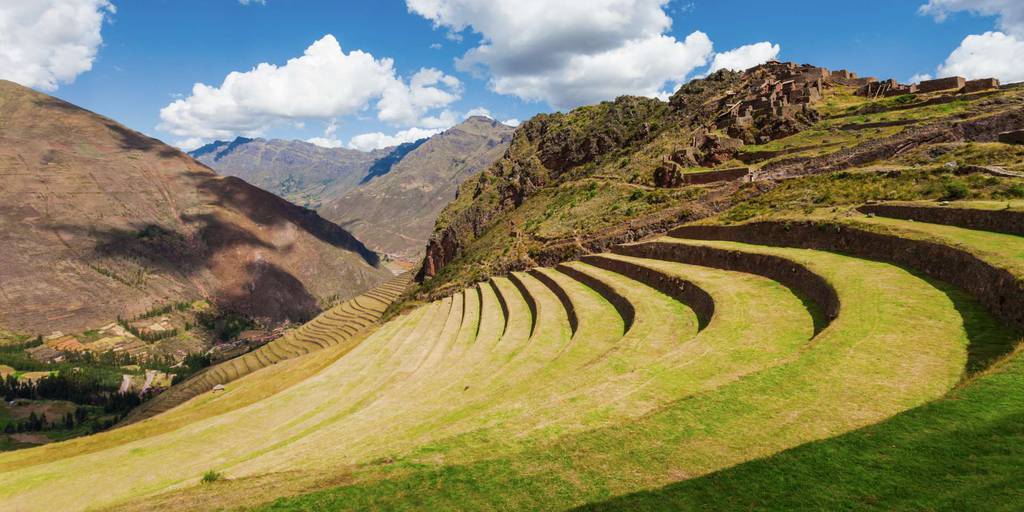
[322,116,515,258]
[194,116,515,258]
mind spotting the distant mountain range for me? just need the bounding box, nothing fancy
[0,79,391,334]
[191,116,514,258]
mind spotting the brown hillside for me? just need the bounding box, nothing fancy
[0,80,390,334]
[321,116,514,258]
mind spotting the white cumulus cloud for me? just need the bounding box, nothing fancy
[175,137,207,152]
[418,109,459,129]
[936,31,1024,82]
[307,119,343,148]
[707,41,781,74]
[919,0,1024,36]
[0,0,115,91]
[348,127,442,152]
[501,118,521,127]
[159,34,462,143]
[919,2,1024,84]
[378,67,462,125]
[406,0,714,110]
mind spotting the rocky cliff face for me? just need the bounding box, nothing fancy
[0,80,391,333]
[321,117,513,259]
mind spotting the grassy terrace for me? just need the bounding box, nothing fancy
[2,203,1023,510]
[243,240,967,511]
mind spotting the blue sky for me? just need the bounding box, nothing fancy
[2,1,1020,151]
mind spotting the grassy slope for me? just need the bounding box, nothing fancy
[3,209,1019,511]
[581,293,1023,511]
[722,167,1024,224]
[250,242,965,510]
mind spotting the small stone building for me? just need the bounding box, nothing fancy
[917,76,966,93]
[964,78,1000,93]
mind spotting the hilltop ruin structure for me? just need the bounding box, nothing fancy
[655,61,1004,189]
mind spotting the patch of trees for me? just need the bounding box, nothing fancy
[1,372,139,410]
[182,352,212,373]
[0,338,48,372]
[1,372,141,437]
[196,310,254,341]
[2,406,117,436]
[132,301,193,321]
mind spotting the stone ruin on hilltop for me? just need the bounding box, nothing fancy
[654,61,1003,188]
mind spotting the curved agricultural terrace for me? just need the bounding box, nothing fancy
[1,203,1022,511]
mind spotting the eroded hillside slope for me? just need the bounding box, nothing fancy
[0,80,390,333]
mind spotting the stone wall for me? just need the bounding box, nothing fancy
[527,269,579,335]
[999,130,1024,144]
[918,76,966,93]
[582,254,715,330]
[488,279,510,337]
[965,78,1000,93]
[670,221,1024,332]
[683,167,750,185]
[858,204,1024,237]
[507,272,538,338]
[555,263,636,333]
[614,239,839,334]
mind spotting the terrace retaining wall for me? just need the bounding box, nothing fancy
[528,269,579,335]
[615,239,838,334]
[507,273,538,338]
[488,279,510,338]
[556,264,636,333]
[683,167,750,185]
[582,254,715,330]
[670,222,1024,332]
[858,204,1024,237]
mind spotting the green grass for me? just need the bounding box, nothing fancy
[2,205,1021,511]
[200,470,223,484]
[243,240,964,510]
[581,338,1024,511]
[803,210,1024,279]
[249,240,972,511]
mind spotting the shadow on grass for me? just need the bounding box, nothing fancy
[924,275,1023,376]
[793,287,829,337]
